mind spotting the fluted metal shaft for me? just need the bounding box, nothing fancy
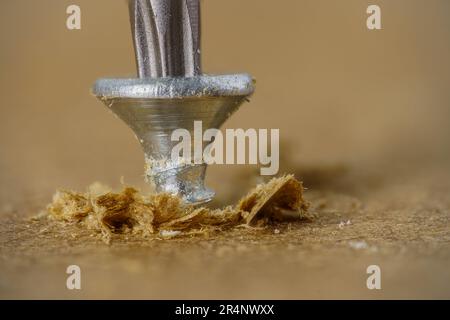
[129,0,201,78]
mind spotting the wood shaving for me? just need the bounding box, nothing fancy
[44,175,310,243]
[238,174,310,224]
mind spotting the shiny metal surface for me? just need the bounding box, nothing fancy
[109,94,248,203]
[93,74,254,99]
[93,0,254,204]
[93,75,253,203]
[129,0,201,78]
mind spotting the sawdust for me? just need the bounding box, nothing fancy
[42,175,310,243]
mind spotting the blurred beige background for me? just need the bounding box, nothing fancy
[1,0,450,300]
[1,0,450,206]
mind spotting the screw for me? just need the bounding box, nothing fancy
[93,0,254,204]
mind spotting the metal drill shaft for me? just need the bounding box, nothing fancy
[129,0,201,78]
